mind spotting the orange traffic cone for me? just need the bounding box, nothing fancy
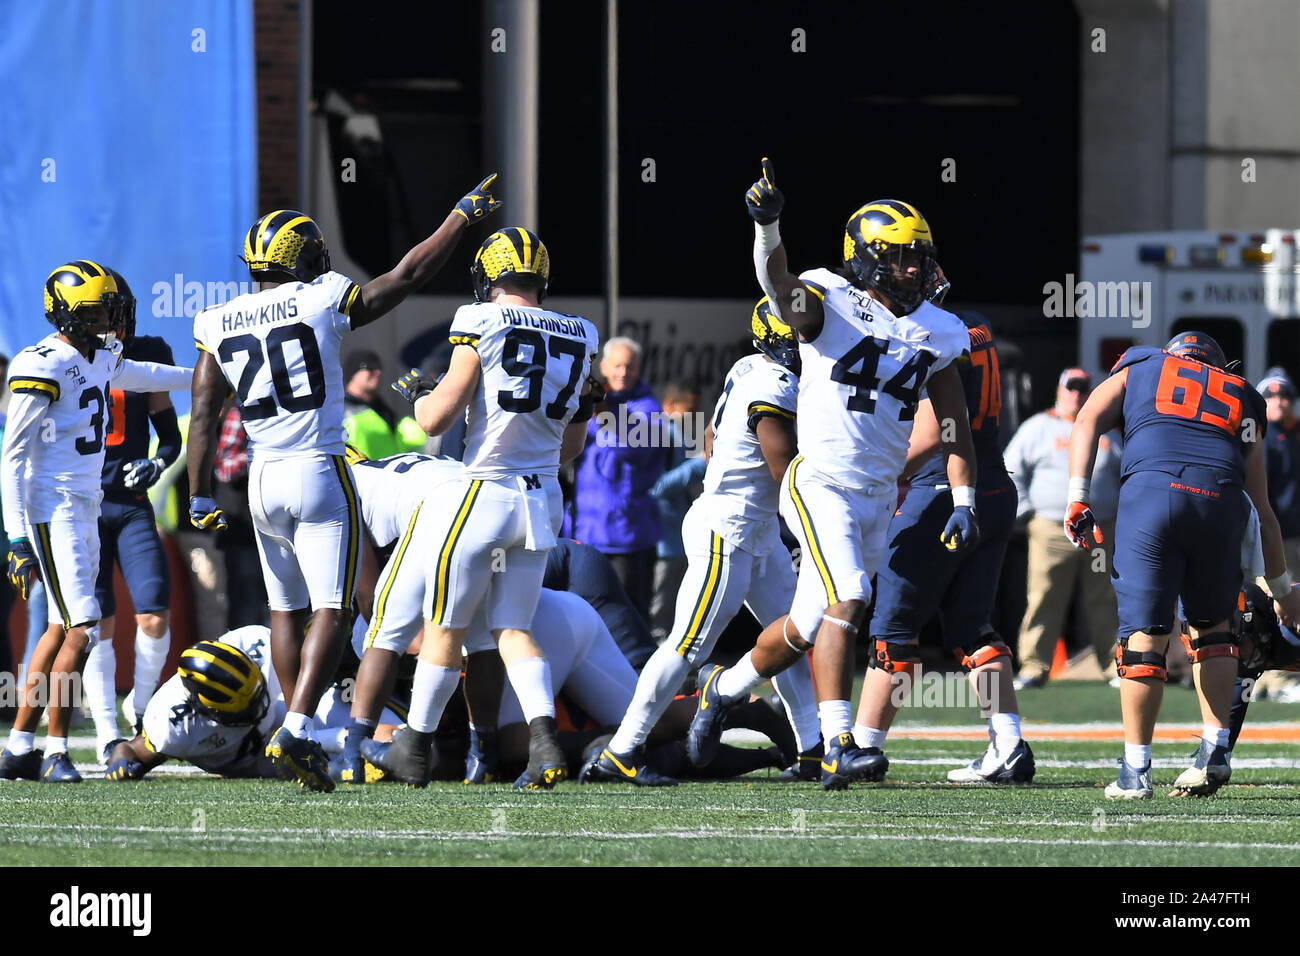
[1048,637,1069,680]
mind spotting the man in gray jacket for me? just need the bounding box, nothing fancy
[1004,367,1123,688]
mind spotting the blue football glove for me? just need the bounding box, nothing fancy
[122,456,165,490]
[105,757,147,782]
[391,368,438,406]
[745,157,785,225]
[453,173,504,222]
[7,538,39,600]
[940,506,980,552]
[189,495,227,532]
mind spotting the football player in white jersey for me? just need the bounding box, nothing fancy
[0,262,193,783]
[580,298,820,785]
[377,226,600,789]
[186,176,502,791]
[687,162,981,790]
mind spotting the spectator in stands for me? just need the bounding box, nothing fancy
[343,350,424,459]
[649,380,707,642]
[1004,367,1123,689]
[568,338,669,617]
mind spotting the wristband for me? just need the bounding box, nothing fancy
[1267,571,1293,600]
[1068,476,1091,504]
[951,486,976,509]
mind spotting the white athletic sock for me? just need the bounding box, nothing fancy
[83,639,120,746]
[770,662,820,753]
[132,626,169,715]
[506,657,556,722]
[990,711,1022,753]
[281,711,312,739]
[714,652,762,702]
[45,736,68,756]
[1203,726,1230,749]
[854,724,888,749]
[1125,743,1152,769]
[609,643,689,754]
[819,700,853,745]
[407,662,463,734]
[7,730,36,755]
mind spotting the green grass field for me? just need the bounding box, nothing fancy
[3,682,1299,866]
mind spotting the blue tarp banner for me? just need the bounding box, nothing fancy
[0,0,257,408]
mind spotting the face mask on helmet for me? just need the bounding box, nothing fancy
[44,261,127,350]
[751,297,801,375]
[847,240,939,316]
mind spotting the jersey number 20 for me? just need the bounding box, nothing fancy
[218,324,327,421]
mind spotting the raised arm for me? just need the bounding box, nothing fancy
[113,358,194,393]
[348,175,503,329]
[747,158,824,338]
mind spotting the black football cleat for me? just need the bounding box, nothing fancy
[578,746,677,786]
[265,727,335,793]
[820,733,888,791]
[1,748,44,781]
[779,743,824,782]
[686,665,732,767]
[361,731,435,788]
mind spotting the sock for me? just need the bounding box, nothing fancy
[819,699,853,745]
[506,657,556,722]
[45,736,68,756]
[990,711,1022,752]
[854,724,888,749]
[770,661,820,753]
[1125,743,1152,769]
[1203,726,1230,749]
[83,638,120,747]
[315,726,346,754]
[609,643,689,754]
[7,730,36,755]
[132,626,170,716]
[406,661,462,734]
[281,711,312,739]
[714,652,762,702]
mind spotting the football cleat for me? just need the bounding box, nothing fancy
[820,733,889,791]
[947,738,1036,784]
[686,664,732,767]
[360,732,434,788]
[779,744,825,782]
[40,752,83,784]
[1011,672,1047,692]
[1169,739,1232,797]
[514,717,567,790]
[463,727,499,784]
[265,727,335,793]
[0,748,44,781]
[578,746,677,787]
[328,752,387,785]
[1104,759,1154,799]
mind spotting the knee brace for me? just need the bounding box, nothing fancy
[954,640,1011,672]
[869,640,919,676]
[1180,629,1239,665]
[1115,639,1168,681]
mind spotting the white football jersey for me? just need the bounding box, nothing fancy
[450,303,599,479]
[193,270,360,460]
[794,268,968,488]
[693,354,798,554]
[2,333,191,529]
[347,452,464,549]
[141,626,284,776]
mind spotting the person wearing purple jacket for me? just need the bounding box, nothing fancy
[570,338,669,618]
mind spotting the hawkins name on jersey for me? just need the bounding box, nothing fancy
[449,302,599,480]
[695,354,798,554]
[795,268,968,488]
[142,626,284,775]
[194,271,361,459]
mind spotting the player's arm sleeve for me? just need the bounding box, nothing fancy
[1,389,50,538]
[112,359,195,393]
[447,304,485,349]
[149,406,183,467]
[332,274,363,333]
